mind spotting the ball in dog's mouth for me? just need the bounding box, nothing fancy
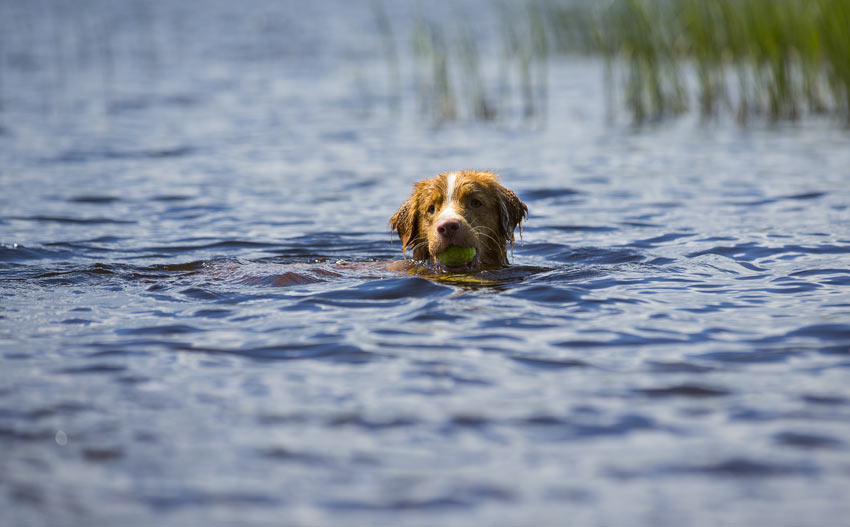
[436,246,477,268]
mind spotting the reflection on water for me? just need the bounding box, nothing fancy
[1,1,850,526]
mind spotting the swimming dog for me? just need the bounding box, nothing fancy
[390,171,527,271]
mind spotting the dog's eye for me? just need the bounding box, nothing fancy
[426,204,436,214]
[470,198,483,209]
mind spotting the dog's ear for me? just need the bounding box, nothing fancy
[497,185,528,247]
[389,195,419,256]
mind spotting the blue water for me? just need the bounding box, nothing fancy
[2,1,850,525]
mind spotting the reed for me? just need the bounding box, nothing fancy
[404,2,548,123]
[455,17,496,120]
[372,1,401,113]
[8,0,847,127]
[406,0,850,124]
[543,0,850,124]
[411,17,456,121]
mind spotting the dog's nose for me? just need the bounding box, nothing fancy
[436,219,460,236]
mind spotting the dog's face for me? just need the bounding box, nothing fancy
[390,171,527,270]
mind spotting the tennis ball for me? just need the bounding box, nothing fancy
[436,246,476,267]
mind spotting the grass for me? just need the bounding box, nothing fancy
[4,0,848,127]
[401,2,548,123]
[398,0,850,125]
[543,0,850,124]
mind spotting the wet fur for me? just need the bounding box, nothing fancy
[390,171,527,268]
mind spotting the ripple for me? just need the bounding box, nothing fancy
[632,232,695,247]
[180,342,377,362]
[552,246,645,265]
[786,324,850,341]
[178,287,229,301]
[520,413,658,439]
[687,242,850,262]
[765,283,821,294]
[732,191,827,207]
[61,318,93,325]
[145,490,280,511]
[82,446,125,462]
[9,483,44,505]
[20,402,94,419]
[57,364,128,375]
[789,268,850,278]
[637,384,731,398]
[801,393,848,406]
[143,240,280,253]
[0,244,61,262]
[50,146,195,164]
[118,325,203,336]
[327,413,420,429]
[192,308,233,318]
[520,188,581,201]
[667,458,819,478]
[314,277,453,301]
[325,496,469,511]
[257,446,330,465]
[0,426,55,441]
[645,360,716,373]
[151,194,193,202]
[68,195,121,204]
[548,224,617,233]
[695,348,798,364]
[510,355,590,369]
[555,332,684,348]
[774,431,845,449]
[7,215,135,225]
[510,285,583,303]
[33,264,116,280]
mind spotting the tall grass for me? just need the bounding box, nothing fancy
[6,0,848,127]
[402,0,850,125]
[411,17,457,121]
[372,1,401,114]
[404,2,548,123]
[543,0,850,124]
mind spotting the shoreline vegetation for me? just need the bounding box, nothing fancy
[1,0,847,128]
[386,0,850,125]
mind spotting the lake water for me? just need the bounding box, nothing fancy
[2,1,850,525]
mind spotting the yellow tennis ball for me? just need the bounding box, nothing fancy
[436,246,476,267]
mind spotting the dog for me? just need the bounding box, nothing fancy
[390,171,527,271]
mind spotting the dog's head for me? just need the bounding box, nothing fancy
[390,171,527,270]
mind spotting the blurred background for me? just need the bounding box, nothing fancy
[2,0,848,134]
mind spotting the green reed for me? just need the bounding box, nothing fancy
[372,0,401,113]
[399,0,850,125]
[411,17,457,121]
[543,0,850,124]
[403,2,549,123]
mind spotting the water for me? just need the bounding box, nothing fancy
[2,1,850,525]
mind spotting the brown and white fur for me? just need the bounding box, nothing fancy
[390,171,527,271]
